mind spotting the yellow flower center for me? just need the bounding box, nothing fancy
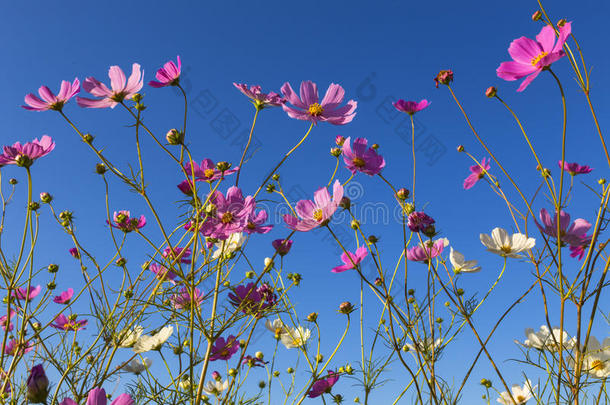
[591,359,605,371]
[313,209,324,222]
[500,245,513,254]
[516,395,526,403]
[221,212,234,224]
[204,169,215,178]
[352,157,366,168]
[308,103,324,116]
[531,51,548,66]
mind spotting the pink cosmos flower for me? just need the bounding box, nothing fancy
[60,388,134,405]
[53,288,74,304]
[463,157,490,190]
[149,263,177,284]
[497,22,572,91]
[241,355,268,368]
[108,210,146,233]
[281,81,357,125]
[407,212,435,233]
[342,137,385,176]
[272,239,293,256]
[283,180,344,231]
[233,83,284,109]
[308,371,339,398]
[406,238,449,263]
[171,287,204,310]
[162,247,192,264]
[245,210,273,235]
[13,285,41,301]
[199,187,255,240]
[5,339,34,356]
[0,310,16,332]
[569,234,591,260]
[393,99,430,115]
[184,159,239,183]
[23,78,80,111]
[228,283,276,316]
[177,180,196,196]
[149,56,181,88]
[210,335,240,361]
[558,160,593,176]
[69,247,80,259]
[0,136,55,168]
[51,314,88,332]
[77,63,144,108]
[332,246,368,273]
[536,208,591,246]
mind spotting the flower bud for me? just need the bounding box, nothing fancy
[457,145,465,152]
[480,378,492,388]
[485,86,497,98]
[422,225,436,238]
[26,365,49,404]
[339,301,354,314]
[166,129,184,145]
[265,184,276,193]
[598,178,606,185]
[374,277,382,286]
[245,271,255,279]
[216,161,231,172]
[532,10,542,21]
[404,203,415,215]
[306,312,318,322]
[47,282,56,290]
[16,154,33,168]
[330,147,342,157]
[371,143,379,150]
[48,264,59,273]
[115,257,127,266]
[350,219,360,230]
[135,103,146,111]
[286,367,294,374]
[255,351,264,359]
[456,288,464,296]
[272,173,280,181]
[132,93,143,103]
[8,178,18,185]
[83,133,94,144]
[315,354,324,363]
[69,247,80,259]
[95,163,107,174]
[434,69,454,88]
[273,371,280,377]
[368,235,378,243]
[40,192,52,203]
[212,371,221,381]
[557,19,566,27]
[239,339,246,348]
[339,196,351,210]
[335,135,346,146]
[396,188,410,200]
[258,381,266,389]
[345,364,353,374]
[29,202,40,211]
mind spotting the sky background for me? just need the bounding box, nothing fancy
[1,0,609,403]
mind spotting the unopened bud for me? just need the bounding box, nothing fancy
[330,147,341,157]
[339,301,354,314]
[166,129,184,145]
[335,135,346,146]
[457,145,465,152]
[557,19,566,27]
[306,312,318,322]
[396,188,409,200]
[272,173,280,181]
[434,69,454,88]
[350,219,360,230]
[29,202,40,211]
[47,264,59,273]
[485,86,497,98]
[216,161,231,172]
[532,11,542,21]
[40,192,52,203]
[339,197,351,210]
[95,163,107,174]
[9,178,18,185]
[83,133,94,144]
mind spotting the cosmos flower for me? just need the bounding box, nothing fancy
[0,136,55,168]
[281,81,357,125]
[209,335,240,361]
[283,180,343,231]
[53,288,74,304]
[404,337,443,356]
[341,137,385,175]
[497,22,572,91]
[228,283,275,316]
[233,83,284,109]
[579,336,610,378]
[521,325,576,351]
[569,234,592,260]
[497,380,536,405]
[211,232,246,260]
[108,211,146,233]
[280,326,311,349]
[308,371,339,398]
[463,157,490,190]
[184,159,239,183]
[200,187,255,240]
[171,287,204,310]
[26,364,49,403]
[393,99,430,115]
[434,70,454,88]
[272,239,293,256]
[23,78,80,111]
[558,160,593,176]
[149,56,181,87]
[60,388,134,405]
[68,247,80,259]
[202,379,229,396]
[13,285,41,301]
[449,248,481,273]
[116,325,144,348]
[4,339,34,356]
[407,212,435,233]
[332,246,368,273]
[133,326,173,353]
[162,246,192,264]
[123,358,152,375]
[77,63,144,108]
[536,208,591,246]
[480,228,535,258]
[149,263,177,284]
[51,314,88,332]
[0,310,16,332]
[406,238,449,263]
[241,355,268,368]
[244,209,273,235]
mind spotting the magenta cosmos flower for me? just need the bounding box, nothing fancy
[558,160,593,176]
[406,238,449,263]
[5,339,34,356]
[342,137,385,176]
[228,283,276,316]
[210,335,240,361]
[60,388,134,405]
[497,22,572,92]
[0,310,16,332]
[234,83,284,109]
[53,288,74,304]
[162,246,192,264]
[0,136,55,168]
[281,81,357,125]
[283,180,344,231]
[199,187,255,240]
[13,285,41,301]
[149,56,181,88]
[332,245,368,273]
[149,263,177,284]
[77,63,144,108]
[272,239,293,256]
[245,209,273,235]
[68,247,80,259]
[23,78,80,112]
[393,99,430,115]
[407,212,435,233]
[184,158,239,183]
[308,371,339,398]
[51,314,88,332]
[536,208,591,246]
[242,355,268,368]
[569,234,591,260]
[463,157,490,190]
[171,287,204,310]
[108,210,146,233]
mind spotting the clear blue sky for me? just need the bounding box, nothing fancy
[1,0,608,403]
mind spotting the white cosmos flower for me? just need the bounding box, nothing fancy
[202,379,229,396]
[265,318,286,335]
[579,336,610,378]
[480,227,535,258]
[133,326,173,353]
[405,337,442,355]
[117,325,144,348]
[212,232,246,260]
[123,357,152,374]
[449,248,481,273]
[521,325,576,351]
[497,379,536,404]
[280,326,311,349]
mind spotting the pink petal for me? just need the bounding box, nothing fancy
[517,69,542,92]
[299,81,319,106]
[508,37,543,64]
[497,61,538,81]
[536,25,557,53]
[108,66,126,92]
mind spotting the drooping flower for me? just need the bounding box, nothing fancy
[449,248,481,273]
[283,180,343,231]
[162,246,192,264]
[308,371,339,398]
[5,339,34,356]
[53,288,74,304]
[569,234,592,260]
[77,63,144,108]
[406,238,449,263]
[558,160,593,176]
[51,314,88,332]
[0,310,16,331]
[123,357,152,375]
[579,336,610,378]
[480,228,535,258]
[27,364,49,403]
[177,180,196,196]
[200,187,255,240]
[116,325,144,348]
[13,285,41,301]
[0,136,55,168]
[280,326,311,349]
[202,379,229,396]
[241,355,268,368]
[149,263,177,284]
[211,232,246,260]
[23,78,80,111]
[108,211,146,233]
[497,22,572,91]
[463,157,490,190]
[133,326,173,353]
[497,380,537,405]
[272,239,293,256]
[233,83,284,109]
[536,208,591,246]
[332,245,368,273]
[149,56,181,88]
[393,99,430,115]
[407,212,435,233]
[171,287,204,310]
[281,81,357,125]
[60,387,134,405]
[521,325,576,351]
[184,158,239,183]
[341,137,385,176]
[210,335,240,361]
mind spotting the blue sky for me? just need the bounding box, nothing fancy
[2,0,609,403]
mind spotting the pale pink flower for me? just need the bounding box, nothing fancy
[463,157,490,190]
[23,78,80,111]
[233,83,284,109]
[0,136,55,168]
[283,180,344,231]
[77,63,144,108]
[281,81,357,125]
[53,288,74,304]
[406,238,449,263]
[332,246,368,273]
[149,56,181,87]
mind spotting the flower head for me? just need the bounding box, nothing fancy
[434,70,454,88]
[133,326,173,353]
[23,79,80,111]
[0,136,55,168]
[210,335,240,361]
[77,63,143,108]
[341,137,385,176]
[53,288,74,304]
[536,208,591,246]
[171,287,204,310]
[449,248,481,273]
[244,209,273,235]
[51,314,87,332]
[332,245,368,273]
[211,232,246,260]
[241,355,268,368]
[116,325,144,348]
[280,326,311,349]
[0,310,16,331]
[27,364,49,403]
[61,387,134,405]
[13,285,41,301]
[308,371,339,398]
[569,234,592,260]
[123,358,152,375]
[69,247,80,259]
[202,379,229,396]
[5,339,34,356]
[149,56,181,87]
[283,180,343,231]
[407,212,435,233]
[184,158,239,183]
[393,99,430,115]
[272,239,293,256]
[463,157,491,190]
[579,336,610,378]
[228,283,271,316]
[200,187,255,240]
[497,22,572,91]
[162,246,192,264]
[480,227,535,258]
[108,210,146,233]
[281,81,357,125]
[522,325,576,351]
[149,263,177,284]
[406,238,449,263]
[497,380,536,405]
[234,83,284,109]
[558,160,593,176]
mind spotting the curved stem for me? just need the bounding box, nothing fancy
[235,107,261,187]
